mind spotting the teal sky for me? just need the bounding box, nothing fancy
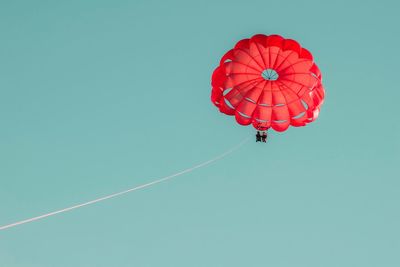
[1,0,399,266]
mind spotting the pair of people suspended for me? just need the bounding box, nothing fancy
[256,131,267,143]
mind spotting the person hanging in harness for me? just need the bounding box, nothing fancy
[256,131,262,142]
[261,131,267,143]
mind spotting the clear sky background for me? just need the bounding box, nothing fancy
[0,0,399,266]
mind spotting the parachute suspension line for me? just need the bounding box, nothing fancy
[0,137,250,231]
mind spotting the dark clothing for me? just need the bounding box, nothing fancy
[261,133,267,143]
[256,132,262,142]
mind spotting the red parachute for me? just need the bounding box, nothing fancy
[211,34,325,132]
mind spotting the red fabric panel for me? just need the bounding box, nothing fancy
[235,111,252,125]
[272,105,290,122]
[220,49,234,65]
[288,99,307,118]
[280,59,313,75]
[233,49,264,72]
[234,38,250,50]
[273,51,299,72]
[271,85,287,105]
[258,86,273,106]
[279,85,299,103]
[283,39,301,55]
[224,61,260,76]
[300,48,313,61]
[310,63,321,79]
[249,42,268,68]
[253,105,272,126]
[250,34,268,45]
[220,98,235,115]
[244,85,264,103]
[265,46,281,69]
[237,99,257,118]
[224,88,244,108]
[266,35,284,47]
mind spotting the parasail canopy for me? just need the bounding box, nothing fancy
[211,34,325,132]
